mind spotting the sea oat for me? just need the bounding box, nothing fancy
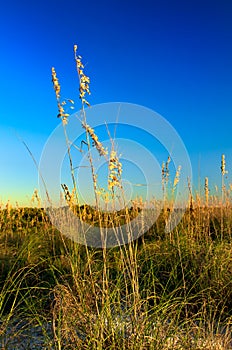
[74,45,91,107]
[173,165,181,192]
[221,154,227,176]
[162,156,171,185]
[221,154,228,205]
[51,67,70,125]
[108,149,122,190]
[205,177,209,206]
[61,183,72,203]
[82,122,108,157]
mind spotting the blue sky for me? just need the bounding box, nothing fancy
[0,0,232,206]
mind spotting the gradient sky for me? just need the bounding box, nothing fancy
[0,0,232,206]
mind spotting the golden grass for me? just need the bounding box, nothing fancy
[0,45,232,349]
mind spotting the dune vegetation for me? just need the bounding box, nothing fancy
[0,46,232,349]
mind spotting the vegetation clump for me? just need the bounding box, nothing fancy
[0,46,231,349]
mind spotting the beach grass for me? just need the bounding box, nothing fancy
[0,200,232,349]
[1,45,231,349]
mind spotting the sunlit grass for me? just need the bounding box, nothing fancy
[1,45,232,349]
[0,197,232,348]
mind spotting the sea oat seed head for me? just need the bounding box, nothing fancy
[108,149,123,190]
[204,177,209,205]
[51,67,61,99]
[221,154,227,175]
[173,165,181,189]
[82,122,108,157]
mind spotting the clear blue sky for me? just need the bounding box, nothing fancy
[0,0,232,206]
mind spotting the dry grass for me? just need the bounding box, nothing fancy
[0,201,232,348]
[0,45,232,349]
